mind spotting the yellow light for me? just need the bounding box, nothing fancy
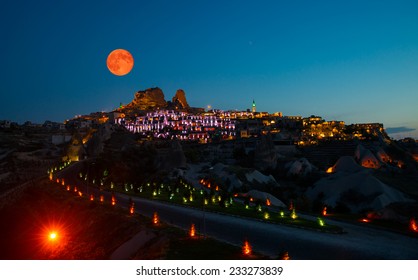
[291,209,297,220]
[49,232,57,240]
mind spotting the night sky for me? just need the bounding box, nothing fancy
[1,0,417,139]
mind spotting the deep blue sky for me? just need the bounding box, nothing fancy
[1,0,417,139]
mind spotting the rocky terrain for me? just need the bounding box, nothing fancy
[0,129,62,195]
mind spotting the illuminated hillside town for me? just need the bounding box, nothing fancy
[107,101,386,145]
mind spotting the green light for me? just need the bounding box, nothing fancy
[280,211,285,218]
[264,212,270,219]
[318,217,325,227]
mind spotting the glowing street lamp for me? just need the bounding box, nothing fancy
[410,218,418,232]
[242,240,252,256]
[322,206,327,216]
[291,209,297,220]
[279,251,290,260]
[189,223,196,237]
[153,212,159,225]
[49,231,57,241]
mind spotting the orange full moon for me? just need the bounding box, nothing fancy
[106,49,134,76]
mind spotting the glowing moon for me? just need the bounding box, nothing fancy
[106,49,134,76]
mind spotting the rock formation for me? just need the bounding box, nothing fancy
[254,134,278,170]
[127,87,167,110]
[155,140,187,170]
[172,89,189,109]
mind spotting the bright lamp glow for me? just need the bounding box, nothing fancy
[49,232,57,240]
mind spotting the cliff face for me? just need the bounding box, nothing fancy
[127,87,167,110]
[172,89,189,109]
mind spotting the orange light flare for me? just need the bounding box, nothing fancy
[74,186,77,193]
[233,193,238,198]
[130,204,135,215]
[242,240,252,256]
[322,206,327,216]
[153,212,159,225]
[326,167,333,174]
[56,179,60,184]
[266,198,271,206]
[215,186,219,191]
[189,223,196,238]
[111,196,116,206]
[90,194,94,201]
[49,173,53,181]
[66,185,70,191]
[78,191,83,197]
[410,218,418,232]
[61,179,65,186]
[280,251,290,260]
[38,220,69,252]
[360,218,370,223]
[100,195,104,203]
